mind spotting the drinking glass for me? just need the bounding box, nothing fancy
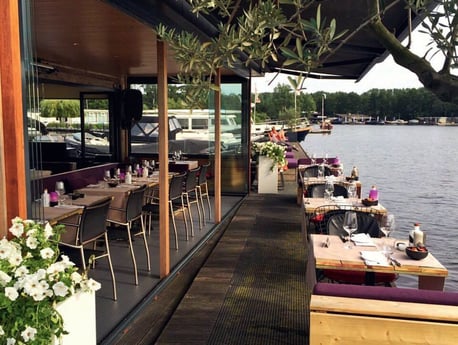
[380,213,396,255]
[317,164,324,178]
[347,182,357,199]
[311,153,316,165]
[55,181,66,206]
[343,211,358,249]
[324,180,334,200]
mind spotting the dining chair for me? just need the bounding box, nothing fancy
[196,162,211,222]
[303,165,332,178]
[141,172,188,250]
[142,184,159,235]
[107,185,150,285]
[182,167,203,234]
[323,211,397,286]
[306,183,349,198]
[58,197,117,300]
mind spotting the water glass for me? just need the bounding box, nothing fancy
[347,182,357,199]
[343,211,358,249]
[380,213,396,254]
[317,164,324,178]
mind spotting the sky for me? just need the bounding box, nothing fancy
[252,27,443,95]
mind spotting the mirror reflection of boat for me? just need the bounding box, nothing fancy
[131,113,241,155]
[64,132,110,157]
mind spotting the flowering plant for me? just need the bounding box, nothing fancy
[0,217,100,345]
[252,141,287,171]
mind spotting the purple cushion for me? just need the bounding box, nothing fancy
[313,283,458,306]
[287,158,298,169]
[285,152,295,158]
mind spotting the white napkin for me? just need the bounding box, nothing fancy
[360,251,389,266]
[351,233,377,246]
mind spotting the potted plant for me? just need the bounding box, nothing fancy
[252,141,287,171]
[0,217,100,344]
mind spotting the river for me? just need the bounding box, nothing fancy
[301,125,458,291]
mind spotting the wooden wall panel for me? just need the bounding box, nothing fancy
[0,1,27,235]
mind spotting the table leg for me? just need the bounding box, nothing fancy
[418,276,445,291]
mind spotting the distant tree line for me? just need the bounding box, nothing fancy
[253,85,458,122]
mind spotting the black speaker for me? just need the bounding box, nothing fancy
[121,89,142,128]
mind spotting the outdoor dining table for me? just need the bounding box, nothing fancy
[48,195,114,243]
[76,183,141,223]
[307,234,448,291]
[168,160,199,173]
[301,196,388,243]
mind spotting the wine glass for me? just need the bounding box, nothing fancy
[311,153,316,165]
[380,213,396,255]
[323,153,329,165]
[343,211,358,249]
[55,181,66,206]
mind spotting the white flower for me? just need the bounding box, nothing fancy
[52,281,69,297]
[0,325,4,336]
[81,278,101,292]
[14,266,29,278]
[25,236,38,249]
[26,228,37,237]
[5,287,19,301]
[21,326,37,342]
[71,271,83,284]
[0,270,12,286]
[40,247,54,259]
[6,338,16,345]
[8,253,22,267]
[44,223,54,239]
[9,222,24,238]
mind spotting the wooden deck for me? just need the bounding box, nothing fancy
[103,178,308,344]
[97,145,308,344]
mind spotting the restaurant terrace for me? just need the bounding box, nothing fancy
[0,1,444,344]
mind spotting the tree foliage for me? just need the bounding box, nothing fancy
[255,86,457,121]
[156,0,346,105]
[368,0,458,104]
[39,100,79,119]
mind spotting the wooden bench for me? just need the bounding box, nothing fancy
[310,283,458,345]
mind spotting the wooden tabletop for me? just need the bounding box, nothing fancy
[310,234,448,290]
[42,205,83,225]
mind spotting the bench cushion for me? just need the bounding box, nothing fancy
[313,282,458,306]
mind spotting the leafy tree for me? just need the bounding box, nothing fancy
[40,100,79,121]
[367,0,458,104]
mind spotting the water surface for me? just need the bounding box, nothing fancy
[301,125,458,290]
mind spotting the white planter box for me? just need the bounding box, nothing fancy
[257,155,278,194]
[55,291,96,345]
